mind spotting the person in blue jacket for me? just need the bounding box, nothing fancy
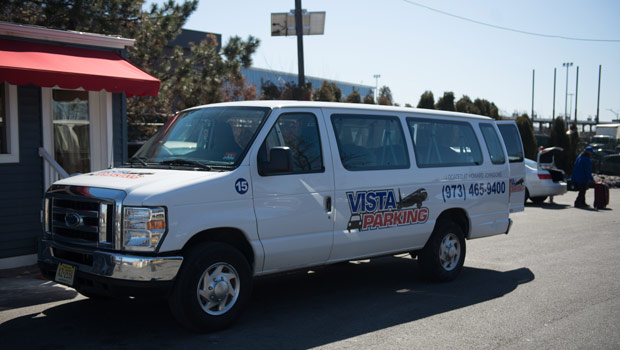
[571,146,594,208]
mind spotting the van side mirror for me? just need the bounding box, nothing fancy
[259,146,294,175]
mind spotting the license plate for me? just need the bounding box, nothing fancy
[55,263,76,286]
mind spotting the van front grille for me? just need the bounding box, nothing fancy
[45,185,126,250]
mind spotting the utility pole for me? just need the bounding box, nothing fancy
[568,93,574,121]
[574,66,579,122]
[552,68,556,121]
[563,62,573,121]
[596,65,602,124]
[531,69,535,119]
[373,74,381,103]
[294,0,305,87]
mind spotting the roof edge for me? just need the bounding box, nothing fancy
[0,22,134,49]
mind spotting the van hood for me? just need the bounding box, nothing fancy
[53,168,224,194]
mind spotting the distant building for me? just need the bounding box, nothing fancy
[242,67,373,99]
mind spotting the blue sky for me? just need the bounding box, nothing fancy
[150,0,620,122]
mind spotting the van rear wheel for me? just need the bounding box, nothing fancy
[169,242,252,332]
[418,220,466,282]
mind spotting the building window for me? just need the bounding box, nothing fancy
[52,89,90,174]
[0,82,19,163]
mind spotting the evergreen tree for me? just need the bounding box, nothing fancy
[259,80,282,100]
[0,0,260,139]
[363,93,375,104]
[417,90,435,109]
[516,114,538,160]
[549,118,571,173]
[345,89,362,103]
[435,92,456,111]
[377,86,393,106]
[313,81,342,102]
[455,95,480,115]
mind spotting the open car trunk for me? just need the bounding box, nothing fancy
[537,147,565,182]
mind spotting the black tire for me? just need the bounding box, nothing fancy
[530,196,547,204]
[169,242,252,332]
[524,188,530,204]
[418,220,466,282]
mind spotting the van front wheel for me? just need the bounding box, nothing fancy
[169,242,252,332]
[418,221,466,282]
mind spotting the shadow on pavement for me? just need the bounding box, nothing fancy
[0,256,534,349]
[0,274,78,311]
[525,201,571,210]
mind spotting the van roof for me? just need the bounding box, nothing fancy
[184,100,494,121]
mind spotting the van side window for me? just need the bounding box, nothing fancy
[258,112,323,174]
[497,124,524,163]
[479,123,506,164]
[407,117,483,168]
[331,114,409,171]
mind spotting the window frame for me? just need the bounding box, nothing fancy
[258,111,325,176]
[0,82,19,164]
[331,113,410,171]
[479,123,507,165]
[406,117,483,168]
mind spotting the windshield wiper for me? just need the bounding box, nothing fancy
[159,159,211,170]
[127,156,148,166]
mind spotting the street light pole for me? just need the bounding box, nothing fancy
[552,68,556,121]
[568,93,574,121]
[294,0,305,87]
[563,62,573,122]
[574,66,579,123]
[373,74,380,103]
[608,109,619,122]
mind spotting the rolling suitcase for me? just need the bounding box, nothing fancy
[593,182,610,209]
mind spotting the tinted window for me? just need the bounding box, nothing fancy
[407,117,483,168]
[258,112,323,174]
[479,123,506,164]
[498,124,524,163]
[331,114,409,171]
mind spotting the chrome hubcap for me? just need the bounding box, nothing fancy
[197,262,240,315]
[439,233,461,271]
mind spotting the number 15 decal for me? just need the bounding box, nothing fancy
[235,178,249,194]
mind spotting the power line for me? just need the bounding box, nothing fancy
[400,0,620,43]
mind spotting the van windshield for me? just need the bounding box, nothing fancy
[129,107,269,169]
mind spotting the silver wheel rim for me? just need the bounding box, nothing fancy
[197,262,240,316]
[439,233,461,271]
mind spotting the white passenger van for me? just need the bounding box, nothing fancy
[38,101,525,331]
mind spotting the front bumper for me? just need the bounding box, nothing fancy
[38,239,183,282]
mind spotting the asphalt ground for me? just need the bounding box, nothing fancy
[1,188,619,349]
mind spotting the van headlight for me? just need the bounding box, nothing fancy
[123,207,166,251]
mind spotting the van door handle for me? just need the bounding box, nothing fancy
[325,196,332,213]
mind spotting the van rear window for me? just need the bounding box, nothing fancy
[331,114,409,171]
[479,123,506,164]
[407,117,483,168]
[497,124,524,163]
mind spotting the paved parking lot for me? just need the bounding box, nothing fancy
[1,189,619,349]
